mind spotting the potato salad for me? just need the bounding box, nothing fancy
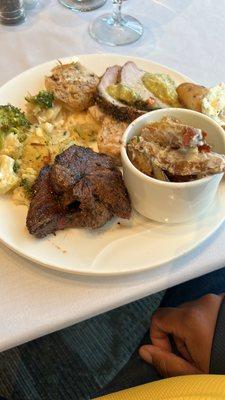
[0,91,100,205]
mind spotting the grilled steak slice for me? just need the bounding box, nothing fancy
[26,166,65,238]
[26,145,131,238]
[51,145,131,219]
[51,145,115,193]
[26,168,112,237]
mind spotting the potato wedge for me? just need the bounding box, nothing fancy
[176,83,208,112]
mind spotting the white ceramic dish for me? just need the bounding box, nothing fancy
[121,108,225,223]
[0,54,225,276]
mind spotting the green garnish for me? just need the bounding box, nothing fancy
[25,90,54,109]
[13,161,20,174]
[0,131,4,150]
[21,178,33,198]
[17,131,28,143]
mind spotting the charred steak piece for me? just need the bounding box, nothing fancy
[50,145,115,193]
[51,145,131,219]
[26,145,131,238]
[26,166,67,238]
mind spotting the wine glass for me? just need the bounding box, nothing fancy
[89,0,143,46]
[58,0,106,12]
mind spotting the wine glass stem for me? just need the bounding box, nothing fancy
[112,0,123,24]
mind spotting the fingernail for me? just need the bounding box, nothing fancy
[140,346,153,364]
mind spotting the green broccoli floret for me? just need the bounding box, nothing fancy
[0,104,30,148]
[0,104,30,132]
[25,90,54,109]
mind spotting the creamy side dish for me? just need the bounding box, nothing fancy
[127,117,225,182]
[202,83,225,126]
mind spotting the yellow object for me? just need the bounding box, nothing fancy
[142,73,180,107]
[94,375,225,400]
[107,84,139,105]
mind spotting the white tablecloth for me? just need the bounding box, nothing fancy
[0,0,225,352]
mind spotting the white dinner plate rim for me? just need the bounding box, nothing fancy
[0,53,193,92]
[0,201,224,277]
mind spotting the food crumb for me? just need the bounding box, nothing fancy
[48,238,67,254]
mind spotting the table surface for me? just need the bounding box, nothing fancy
[0,0,225,352]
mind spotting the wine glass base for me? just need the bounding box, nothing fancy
[58,0,106,12]
[89,13,143,46]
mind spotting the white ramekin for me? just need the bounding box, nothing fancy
[121,108,225,223]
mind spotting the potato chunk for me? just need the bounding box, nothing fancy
[176,83,208,112]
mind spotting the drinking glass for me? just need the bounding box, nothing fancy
[24,0,39,9]
[58,0,106,12]
[89,0,143,46]
[0,0,25,24]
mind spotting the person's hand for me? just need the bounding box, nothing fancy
[139,293,224,377]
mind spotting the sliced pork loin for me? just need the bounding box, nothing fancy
[96,65,146,122]
[96,62,168,122]
[120,62,168,109]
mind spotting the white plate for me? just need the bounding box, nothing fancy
[0,54,225,276]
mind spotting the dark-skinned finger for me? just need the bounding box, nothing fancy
[139,345,201,378]
[150,307,185,351]
[174,336,193,362]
